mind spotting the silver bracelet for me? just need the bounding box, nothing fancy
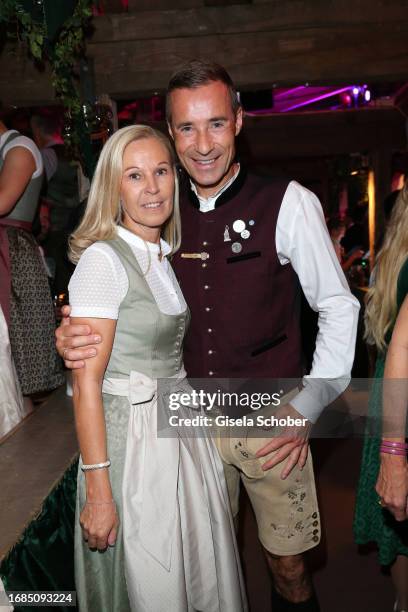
[81,460,111,472]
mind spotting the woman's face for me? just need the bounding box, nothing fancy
[120,137,174,241]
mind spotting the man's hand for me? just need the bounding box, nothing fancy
[375,454,408,522]
[255,403,312,479]
[55,305,101,369]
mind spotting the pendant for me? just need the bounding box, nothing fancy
[232,219,246,234]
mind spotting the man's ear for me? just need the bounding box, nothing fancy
[235,106,243,136]
[167,122,174,141]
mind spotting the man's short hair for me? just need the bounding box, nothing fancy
[166,59,241,123]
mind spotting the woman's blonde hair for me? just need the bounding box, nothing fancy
[69,125,181,263]
[365,183,408,351]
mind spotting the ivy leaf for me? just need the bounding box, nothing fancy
[30,41,42,59]
[19,13,30,26]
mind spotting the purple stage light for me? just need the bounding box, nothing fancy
[282,87,352,112]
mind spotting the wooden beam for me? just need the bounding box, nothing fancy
[1,1,408,104]
[0,47,55,105]
[86,24,408,98]
[93,1,408,41]
[85,3,408,97]
[239,108,406,159]
[149,107,405,159]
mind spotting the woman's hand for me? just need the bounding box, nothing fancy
[375,454,408,521]
[80,500,119,550]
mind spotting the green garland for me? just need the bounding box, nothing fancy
[0,1,45,60]
[0,1,94,174]
[49,2,93,129]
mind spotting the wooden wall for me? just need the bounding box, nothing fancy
[1,0,408,103]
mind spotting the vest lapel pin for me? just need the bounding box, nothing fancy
[231,242,242,254]
[249,219,255,226]
[232,219,246,234]
[224,225,231,242]
[181,252,210,261]
[241,229,250,239]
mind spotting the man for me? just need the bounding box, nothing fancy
[31,113,81,294]
[57,60,360,611]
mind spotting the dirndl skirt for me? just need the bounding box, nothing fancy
[7,227,65,395]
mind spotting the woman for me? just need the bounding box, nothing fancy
[354,184,408,612]
[68,125,246,612]
[0,118,64,410]
[376,295,408,521]
[327,215,364,273]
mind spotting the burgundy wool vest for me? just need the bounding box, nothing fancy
[172,169,304,380]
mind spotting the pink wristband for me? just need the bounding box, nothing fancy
[381,440,408,450]
[380,446,407,456]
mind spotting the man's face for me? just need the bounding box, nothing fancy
[168,80,243,198]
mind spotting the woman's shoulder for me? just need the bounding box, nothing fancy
[79,240,112,256]
[76,241,122,270]
[69,240,129,318]
[69,240,127,295]
[2,132,43,178]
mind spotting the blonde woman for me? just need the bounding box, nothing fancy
[68,125,246,612]
[354,184,408,612]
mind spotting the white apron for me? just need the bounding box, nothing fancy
[102,370,248,612]
[0,305,26,439]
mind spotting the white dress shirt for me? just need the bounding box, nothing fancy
[69,226,187,319]
[192,170,360,423]
[191,164,240,212]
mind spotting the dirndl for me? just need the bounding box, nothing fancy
[7,227,65,395]
[74,373,248,612]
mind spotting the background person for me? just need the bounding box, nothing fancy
[31,112,82,295]
[0,116,64,412]
[354,184,408,612]
[327,214,364,273]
